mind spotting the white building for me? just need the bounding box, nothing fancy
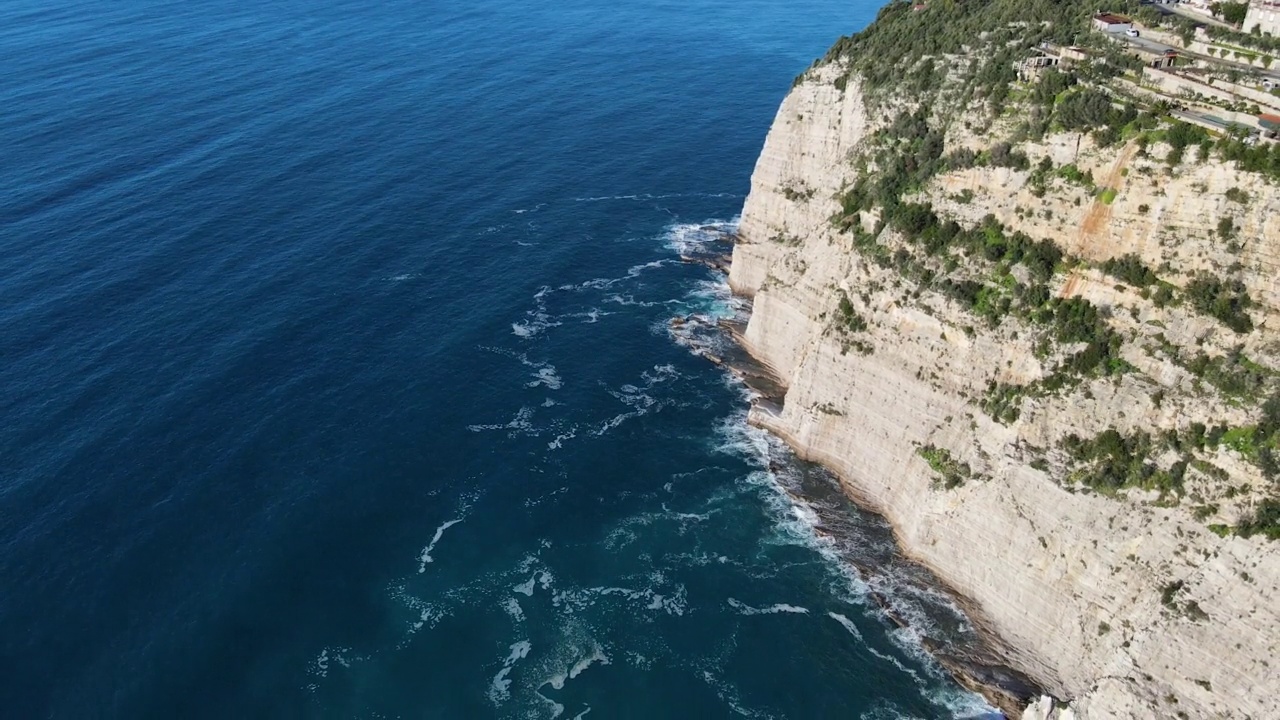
[1092,13,1134,33]
[1244,1,1280,37]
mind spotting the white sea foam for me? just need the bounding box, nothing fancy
[527,366,563,390]
[506,640,533,661]
[865,643,925,686]
[603,292,666,307]
[513,314,562,338]
[558,259,669,293]
[700,668,777,720]
[928,688,1002,720]
[537,694,566,719]
[827,612,865,641]
[726,598,810,616]
[626,651,653,670]
[712,410,773,467]
[514,570,553,597]
[591,412,637,437]
[625,259,667,278]
[642,363,679,384]
[716,409,993,717]
[710,408,1000,717]
[569,646,609,679]
[308,647,356,678]
[603,525,638,549]
[482,346,565,391]
[584,365,684,437]
[502,597,526,622]
[683,278,742,320]
[388,585,453,647]
[417,518,464,573]
[551,583,687,616]
[858,700,923,720]
[524,485,569,508]
[548,427,577,450]
[572,192,741,203]
[488,640,533,704]
[407,605,445,635]
[662,218,739,256]
[467,406,539,436]
[830,606,929,686]
[544,644,611,691]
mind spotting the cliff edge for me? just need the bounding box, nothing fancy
[730,2,1280,716]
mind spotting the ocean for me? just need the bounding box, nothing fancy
[0,1,1001,717]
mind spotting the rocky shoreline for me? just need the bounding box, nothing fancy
[677,243,1046,718]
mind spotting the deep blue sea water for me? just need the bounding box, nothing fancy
[1,1,1002,717]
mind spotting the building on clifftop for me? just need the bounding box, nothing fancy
[1092,13,1133,33]
[1244,0,1280,36]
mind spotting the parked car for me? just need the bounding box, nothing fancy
[1126,29,1140,38]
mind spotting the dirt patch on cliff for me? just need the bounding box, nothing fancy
[1073,141,1137,258]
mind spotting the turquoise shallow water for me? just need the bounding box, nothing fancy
[1,1,1002,717]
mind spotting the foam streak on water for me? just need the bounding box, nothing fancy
[287,222,999,718]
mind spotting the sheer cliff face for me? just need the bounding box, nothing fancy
[731,67,1280,719]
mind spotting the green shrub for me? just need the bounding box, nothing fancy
[1237,498,1280,540]
[1056,89,1114,131]
[1056,163,1095,189]
[1224,186,1250,204]
[1184,274,1254,333]
[1218,134,1280,181]
[918,444,971,489]
[1211,1,1249,26]
[990,141,1030,170]
[1185,349,1271,398]
[1051,297,1104,344]
[1061,428,1171,492]
[836,292,868,334]
[983,381,1027,424]
[1165,121,1210,165]
[1217,217,1236,240]
[1101,254,1158,287]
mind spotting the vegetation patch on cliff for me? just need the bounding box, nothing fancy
[918,444,974,490]
[807,0,1280,538]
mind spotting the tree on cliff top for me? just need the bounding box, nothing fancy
[1210,2,1249,27]
[825,0,1145,91]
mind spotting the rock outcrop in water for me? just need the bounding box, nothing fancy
[728,2,1280,716]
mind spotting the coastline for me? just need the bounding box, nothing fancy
[715,54,1279,718]
[680,247,1042,717]
[745,393,1041,717]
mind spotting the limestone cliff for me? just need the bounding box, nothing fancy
[730,58,1280,718]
